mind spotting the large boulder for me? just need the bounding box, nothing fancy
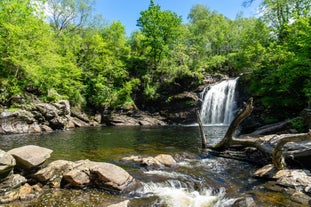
[0,110,41,134]
[61,160,138,192]
[8,145,53,171]
[0,150,16,180]
[34,160,76,182]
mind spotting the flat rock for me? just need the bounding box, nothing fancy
[8,145,53,170]
[0,149,16,180]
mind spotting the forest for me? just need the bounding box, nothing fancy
[0,0,310,128]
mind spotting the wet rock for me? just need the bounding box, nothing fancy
[0,183,42,204]
[34,160,75,182]
[121,154,176,168]
[0,174,27,193]
[62,160,138,192]
[232,196,256,207]
[273,169,311,191]
[0,149,16,180]
[108,200,130,207]
[253,164,277,178]
[40,125,53,132]
[154,154,177,167]
[8,145,53,170]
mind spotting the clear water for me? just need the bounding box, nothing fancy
[0,126,304,206]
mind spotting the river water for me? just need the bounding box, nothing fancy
[0,126,303,206]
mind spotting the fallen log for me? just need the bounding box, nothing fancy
[197,97,311,170]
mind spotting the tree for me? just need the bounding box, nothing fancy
[260,0,311,40]
[45,0,94,36]
[187,5,231,73]
[137,0,182,71]
[0,0,85,105]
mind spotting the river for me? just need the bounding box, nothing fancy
[0,126,303,206]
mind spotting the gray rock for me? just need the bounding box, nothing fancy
[0,150,16,181]
[8,145,53,170]
[34,160,75,182]
[53,100,71,117]
[273,169,311,191]
[71,108,90,123]
[0,174,27,193]
[35,103,58,120]
[107,112,166,126]
[70,117,89,128]
[0,110,40,134]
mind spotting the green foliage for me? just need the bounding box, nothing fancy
[137,0,183,70]
[0,0,310,121]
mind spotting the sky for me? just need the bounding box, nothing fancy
[94,0,261,36]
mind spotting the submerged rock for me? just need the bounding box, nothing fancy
[8,145,53,170]
[0,183,42,204]
[0,174,27,193]
[0,149,16,181]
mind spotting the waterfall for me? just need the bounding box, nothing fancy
[200,78,238,126]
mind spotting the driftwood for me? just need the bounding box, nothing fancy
[197,97,311,170]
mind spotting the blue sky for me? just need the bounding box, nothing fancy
[95,0,261,36]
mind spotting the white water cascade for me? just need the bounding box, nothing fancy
[200,78,238,125]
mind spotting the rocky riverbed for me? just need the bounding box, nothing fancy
[1,144,311,206]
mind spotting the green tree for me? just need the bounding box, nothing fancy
[0,0,84,105]
[137,0,182,71]
[46,0,94,36]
